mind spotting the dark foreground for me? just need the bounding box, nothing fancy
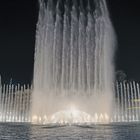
[0,123,140,140]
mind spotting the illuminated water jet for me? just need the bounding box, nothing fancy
[31,107,110,125]
[31,0,116,124]
[0,78,140,123]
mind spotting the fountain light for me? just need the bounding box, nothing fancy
[31,104,111,124]
[132,99,140,102]
[32,115,38,123]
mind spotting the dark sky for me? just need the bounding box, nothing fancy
[0,0,140,84]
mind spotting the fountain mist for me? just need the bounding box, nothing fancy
[32,0,116,124]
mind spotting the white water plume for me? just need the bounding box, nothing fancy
[32,0,116,124]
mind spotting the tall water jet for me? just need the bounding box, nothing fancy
[32,0,116,124]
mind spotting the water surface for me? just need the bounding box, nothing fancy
[0,123,140,140]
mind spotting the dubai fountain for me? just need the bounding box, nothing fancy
[31,0,115,124]
[0,0,140,124]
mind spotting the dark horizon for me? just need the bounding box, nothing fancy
[0,0,140,84]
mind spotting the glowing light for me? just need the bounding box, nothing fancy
[128,107,140,110]
[132,99,140,102]
[50,108,93,124]
[32,115,38,123]
[31,105,110,124]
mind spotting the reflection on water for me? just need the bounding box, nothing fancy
[0,123,30,140]
[0,123,140,140]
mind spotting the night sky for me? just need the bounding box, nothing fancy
[0,0,140,84]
